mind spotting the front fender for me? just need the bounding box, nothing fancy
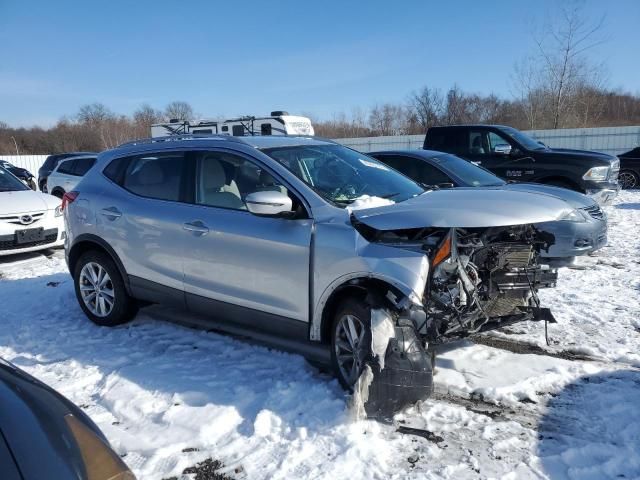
[310,221,429,341]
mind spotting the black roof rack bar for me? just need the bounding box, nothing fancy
[117,134,244,148]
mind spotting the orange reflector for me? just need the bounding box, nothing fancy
[432,234,452,267]
[64,414,136,480]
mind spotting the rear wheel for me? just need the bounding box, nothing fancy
[331,298,373,391]
[51,189,65,199]
[73,251,138,327]
[619,170,639,189]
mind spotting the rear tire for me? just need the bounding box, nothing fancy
[330,298,373,391]
[52,189,65,199]
[73,250,138,327]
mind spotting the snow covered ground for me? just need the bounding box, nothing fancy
[1,192,639,480]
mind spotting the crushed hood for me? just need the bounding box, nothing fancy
[351,189,573,230]
[0,190,60,215]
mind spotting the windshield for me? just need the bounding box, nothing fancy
[437,154,506,187]
[262,144,424,206]
[0,167,29,192]
[499,127,547,151]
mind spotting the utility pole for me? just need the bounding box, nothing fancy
[10,136,19,156]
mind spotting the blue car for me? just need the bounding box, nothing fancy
[369,149,608,266]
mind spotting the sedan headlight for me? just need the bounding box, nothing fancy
[582,166,610,182]
[54,205,63,217]
[559,209,587,223]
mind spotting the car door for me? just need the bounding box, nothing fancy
[181,150,312,335]
[97,150,194,305]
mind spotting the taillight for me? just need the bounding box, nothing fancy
[61,191,79,211]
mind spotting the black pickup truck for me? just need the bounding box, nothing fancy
[423,125,620,205]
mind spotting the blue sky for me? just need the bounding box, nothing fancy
[1,0,639,127]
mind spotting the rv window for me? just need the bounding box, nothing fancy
[232,125,245,136]
[261,123,272,136]
[221,126,229,132]
[192,129,213,134]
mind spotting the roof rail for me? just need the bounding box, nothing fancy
[117,134,241,148]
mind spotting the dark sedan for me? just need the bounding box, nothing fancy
[0,160,36,190]
[0,357,135,479]
[618,147,640,189]
[370,149,608,265]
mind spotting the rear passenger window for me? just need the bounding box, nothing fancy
[122,152,186,202]
[103,157,128,183]
[72,157,96,176]
[57,160,76,175]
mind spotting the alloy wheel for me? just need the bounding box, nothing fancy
[334,314,367,386]
[79,262,115,317]
[619,171,638,189]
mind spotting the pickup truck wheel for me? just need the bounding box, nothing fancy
[331,299,373,391]
[73,251,138,327]
[619,170,638,189]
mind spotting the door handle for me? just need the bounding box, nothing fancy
[100,207,122,219]
[183,220,209,236]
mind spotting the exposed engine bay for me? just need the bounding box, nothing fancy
[354,220,558,344]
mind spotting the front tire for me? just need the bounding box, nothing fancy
[330,298,373,391]
[73,250,138,327]
[619,170,639,189]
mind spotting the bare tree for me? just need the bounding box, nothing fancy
[534,1,607,128]
[512,56,547,129]
[407,86,444,129]
[164,101,194,121]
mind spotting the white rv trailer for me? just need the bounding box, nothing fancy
[150,111,314,138]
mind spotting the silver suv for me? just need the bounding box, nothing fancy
[64,135,574,397]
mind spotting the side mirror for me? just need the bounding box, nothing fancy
[245,190,293,217]
[494,144,512,156]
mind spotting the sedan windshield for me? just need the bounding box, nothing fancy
[499,127,547,151]
[436,154,506,187]
[262,144,424,206]
[0,167,29,192]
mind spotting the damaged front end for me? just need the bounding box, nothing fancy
[353,219,558,344]
[350,221,559,419]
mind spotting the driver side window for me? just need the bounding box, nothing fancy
[195,152,290,211]
[488,132,511,152]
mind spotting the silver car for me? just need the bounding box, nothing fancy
[369,150,608,266]
[63,136,577,400]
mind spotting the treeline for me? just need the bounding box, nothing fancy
[1,86,639,154]
[313,87,640,138]
[0,101,193,155]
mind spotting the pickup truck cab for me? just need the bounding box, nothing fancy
[423,125,620,205]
